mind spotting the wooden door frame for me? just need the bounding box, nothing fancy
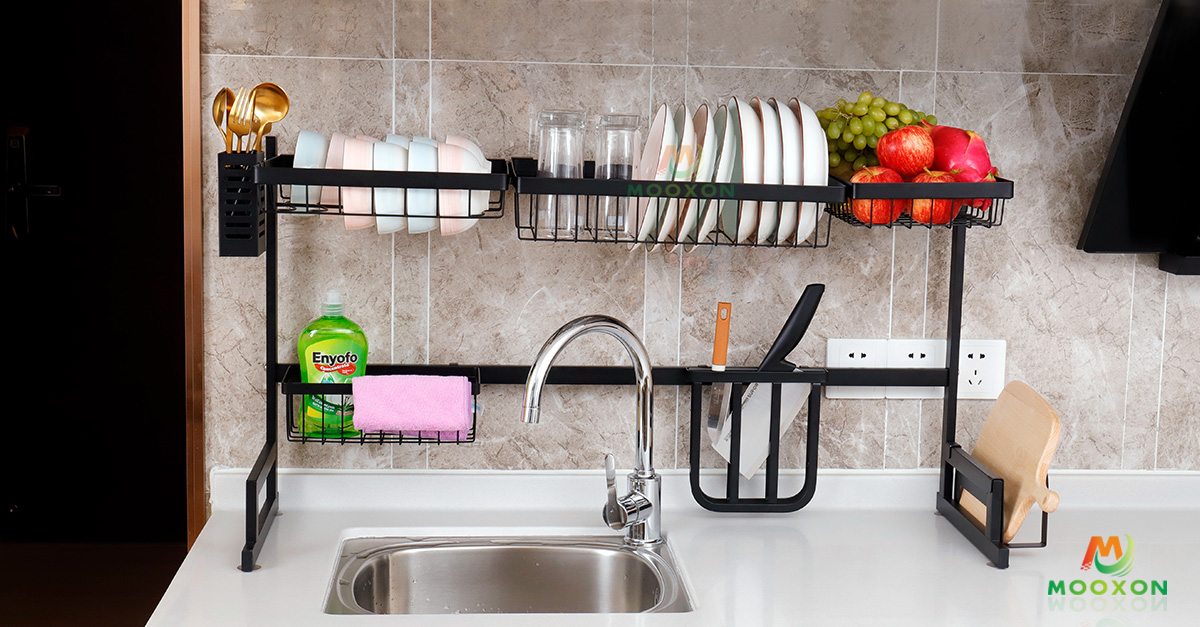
[182,0,205,548]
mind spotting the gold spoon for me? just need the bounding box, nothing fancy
[212,87,234,153]
[250,82,290,153]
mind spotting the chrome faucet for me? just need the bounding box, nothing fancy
[521,315,661,546]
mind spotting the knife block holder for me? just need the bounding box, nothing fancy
[217,150,267,257]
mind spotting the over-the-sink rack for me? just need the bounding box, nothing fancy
[217,137,1024,572]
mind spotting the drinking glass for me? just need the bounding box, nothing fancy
[595,114,642,239]
[536,110,586,237]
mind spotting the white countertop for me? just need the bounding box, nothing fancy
[151,468,1200,626]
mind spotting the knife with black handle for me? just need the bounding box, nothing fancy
[758,283,825,372]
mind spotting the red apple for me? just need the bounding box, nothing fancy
[850,166,909,225]
[908,169,960,225]
[876,125,935,178]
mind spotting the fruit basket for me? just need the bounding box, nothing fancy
[827,174,1012,229]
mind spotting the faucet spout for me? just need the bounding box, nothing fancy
[521,315,655,477]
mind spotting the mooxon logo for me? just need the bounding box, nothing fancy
[1082,534,1135,577]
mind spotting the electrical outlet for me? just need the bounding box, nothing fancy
[958,339,1006,399]
[826,338,888,399]
[886,339,947,399]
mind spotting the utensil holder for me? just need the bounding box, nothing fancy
[217,151,267,257]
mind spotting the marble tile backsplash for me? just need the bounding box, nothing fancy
[200,0,1195,486]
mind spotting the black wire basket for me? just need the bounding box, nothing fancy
[827,174,1013,229]
[511,158,841,248]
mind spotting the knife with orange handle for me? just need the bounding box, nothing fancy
[707,303,733,438]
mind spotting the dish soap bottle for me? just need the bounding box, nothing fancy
[297,290,368,437]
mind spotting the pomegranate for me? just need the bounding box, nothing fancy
[928,126,993,178]
[876,126,935,178]
[850,166,909,225]
[954,166,1000,211]
[908,170,960,224]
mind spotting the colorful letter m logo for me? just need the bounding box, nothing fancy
[1081,535,1134,577]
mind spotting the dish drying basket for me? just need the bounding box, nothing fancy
[510,158,841,248]
[279,364,479,445]
[216,138,510,258]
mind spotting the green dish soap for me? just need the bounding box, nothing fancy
[297,290,368,437]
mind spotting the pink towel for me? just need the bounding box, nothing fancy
[352,375,472,440]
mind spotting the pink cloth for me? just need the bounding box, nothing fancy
[352,375,472,440]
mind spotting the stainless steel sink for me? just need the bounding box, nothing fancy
[325,535,693,614]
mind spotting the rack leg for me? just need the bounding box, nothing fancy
[939,225,966,501]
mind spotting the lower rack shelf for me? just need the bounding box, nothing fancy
[827,174,1013,229]
[279,364,479,444]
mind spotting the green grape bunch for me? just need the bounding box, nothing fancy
[818,91,938,179]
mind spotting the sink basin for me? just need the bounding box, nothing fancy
[325,535,693,614]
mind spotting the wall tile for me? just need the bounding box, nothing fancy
[430,61,653,158]
[938,0,1159,75]
[1156,275,1200,470]
[687,0,938,70]
[430,0,655,64]
[201,0,392,58]
[1123,254,1166,470]
[654,0,689,66]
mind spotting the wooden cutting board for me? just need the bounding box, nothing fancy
[960,380,1061,543]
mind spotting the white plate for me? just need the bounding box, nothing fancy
[773,98,803,243]
[438,142,475,236]
[790,98,827,244]
[754,97,783,244]
[341,137,375,230]
[695,105,729,247]
[734,96,762,243]
[385,134,411,149]
[715,101,743,241]
[319,132,349,207]
[633,104,676,249]
[653,104,696,251]
[406,138,438,234]
[446,135,491,217]
[373,140,408,234]
[679,104,717,252]
[291,130,328,208]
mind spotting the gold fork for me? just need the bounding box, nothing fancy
[227,87,257,152]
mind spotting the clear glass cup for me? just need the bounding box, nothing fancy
[536,110,586,238]
[594,114,642,239]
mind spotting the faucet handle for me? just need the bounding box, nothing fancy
[603,454,625,530]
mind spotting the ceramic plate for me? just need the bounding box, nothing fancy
[716,100,743,241]
[438,141,474,236]
[754,97,783,244]
[734,96,762,243]
[291,130,328,208]
[679,104,717,252]
[653,104,696,251]
[633,104,676,248]
[341,136,375,230]
[773,98,803,244]
[373,140,408,234]
[318,132,349,207]
[695,105,729,247]
[446,135,491,217]
[790,98,827,244]
[406,138,438,234]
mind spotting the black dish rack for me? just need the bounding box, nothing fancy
[510,157,840,248]
[220,138,1031,572]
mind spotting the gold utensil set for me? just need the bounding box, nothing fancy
[212,82,290,153]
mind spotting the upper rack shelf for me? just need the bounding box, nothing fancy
[509,158,843,248]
